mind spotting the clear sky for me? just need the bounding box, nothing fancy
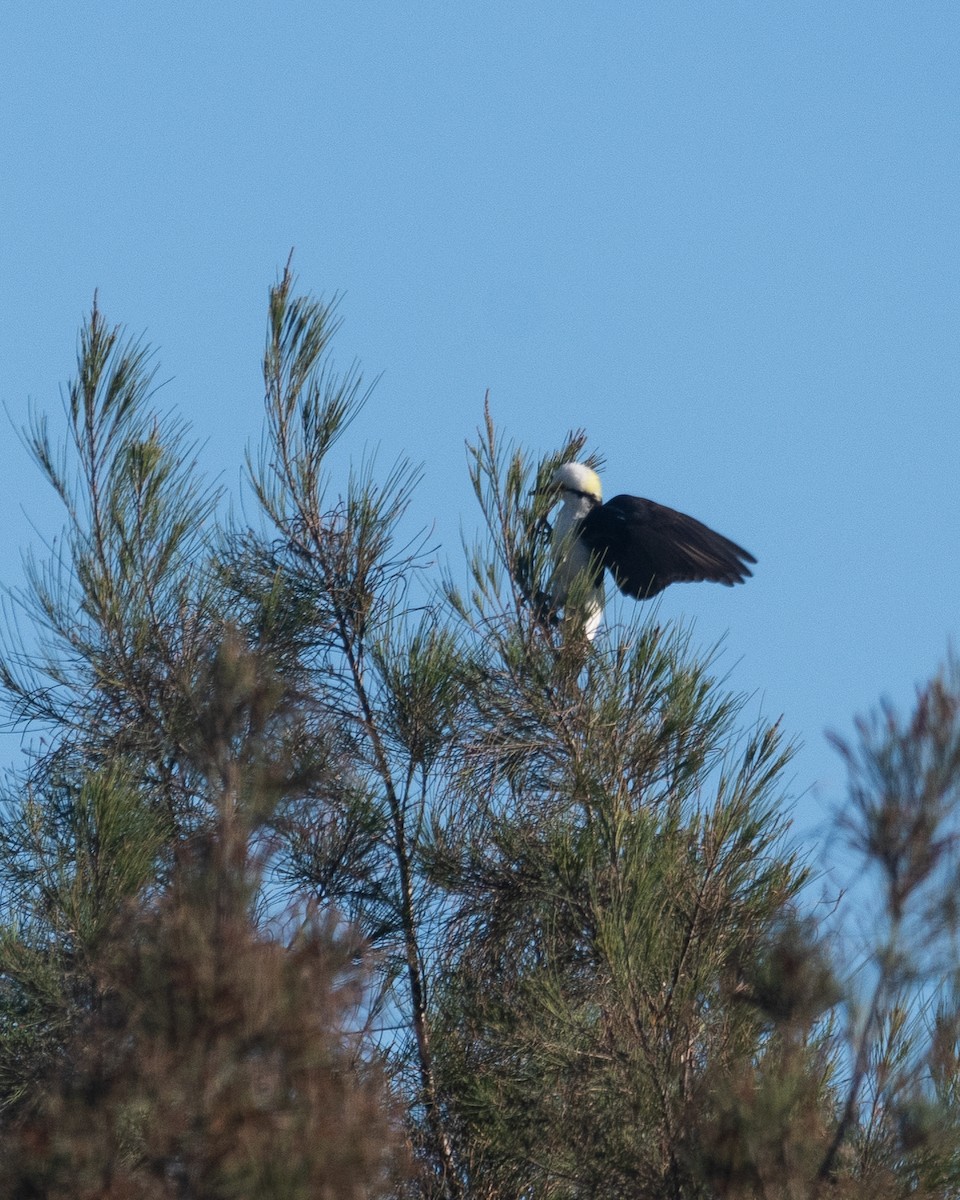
[3,3,958,868]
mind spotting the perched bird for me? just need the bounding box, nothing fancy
[543,462,756,638]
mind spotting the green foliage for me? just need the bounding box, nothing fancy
[2,271,960,1199]
[0,762,168,1115]
[427,612,803,1196]
[1,298,223,833]
[0,638,398,1198]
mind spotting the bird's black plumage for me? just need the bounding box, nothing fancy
[578,494,756,599]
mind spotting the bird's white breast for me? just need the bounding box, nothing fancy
[551,500,595,601]
[550,492,604,639]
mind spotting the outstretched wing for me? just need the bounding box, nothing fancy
[579,494,756,599]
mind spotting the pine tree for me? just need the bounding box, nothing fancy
[2,270,960,1198]
[0,634,399,1198]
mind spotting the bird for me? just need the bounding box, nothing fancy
[542,462,756,639]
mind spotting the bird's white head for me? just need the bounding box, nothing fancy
[552,462,602,503]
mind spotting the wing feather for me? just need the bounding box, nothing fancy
[579,495,756,599]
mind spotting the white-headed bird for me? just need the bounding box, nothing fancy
[544,462,755,639]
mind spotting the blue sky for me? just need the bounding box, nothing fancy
[3,3,958,869]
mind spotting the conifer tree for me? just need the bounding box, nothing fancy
[0,634,398,1198]
[2,272,960,1199]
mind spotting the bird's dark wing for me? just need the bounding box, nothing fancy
[579,494,756,599]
